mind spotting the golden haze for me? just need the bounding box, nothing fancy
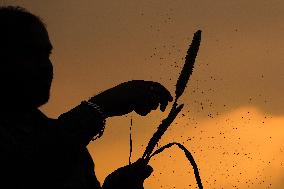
[1,0,284,188]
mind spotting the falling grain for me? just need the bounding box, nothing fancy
[142,30,202,160]
[139,30,203,188]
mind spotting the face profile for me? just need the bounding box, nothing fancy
[0,6,53,108]
[20,22,54,107]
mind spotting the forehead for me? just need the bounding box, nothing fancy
[25,22,52,51]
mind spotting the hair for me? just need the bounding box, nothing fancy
[0,6,46,58]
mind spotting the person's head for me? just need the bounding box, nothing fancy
[0,6,53,109]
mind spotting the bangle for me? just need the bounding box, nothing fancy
[81,100,107,141]
[81,100,107,120]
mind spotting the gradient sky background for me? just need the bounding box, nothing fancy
[2,0,284,188]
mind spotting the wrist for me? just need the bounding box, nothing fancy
[82,101,107,120]
[88,96,112,118]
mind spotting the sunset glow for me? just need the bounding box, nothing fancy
[2,0,284,188]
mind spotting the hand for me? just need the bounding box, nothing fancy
[90,80,173,117]
[102,159,153,189]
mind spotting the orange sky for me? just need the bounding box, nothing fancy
[2,0,284,188]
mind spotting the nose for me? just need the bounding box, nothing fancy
[37,58,53,80]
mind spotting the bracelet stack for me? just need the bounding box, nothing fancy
[81,100,107,121]
[81,100,107,141]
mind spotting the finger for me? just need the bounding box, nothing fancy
[134,93,160,115]
[136,80,173,103]
[151,81,173,103]
[152,89,169,112]
[134,80,172,112]
[160,100,168,112]
[134,102,152,116]
[149,82,173,111]
[152,100,159,111]
[149,93,160,111]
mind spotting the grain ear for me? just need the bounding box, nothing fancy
[175,30,202,100]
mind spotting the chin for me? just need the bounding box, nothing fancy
[27,82,52,108]
[35,86,52,107]
[34,93,50,107]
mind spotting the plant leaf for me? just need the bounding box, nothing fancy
[149,142,203,189]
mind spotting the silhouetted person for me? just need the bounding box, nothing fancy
[0,6,173,189]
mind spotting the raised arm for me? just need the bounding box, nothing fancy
[56,80,173,148]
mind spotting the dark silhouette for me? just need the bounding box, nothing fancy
[0,6,173,189]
